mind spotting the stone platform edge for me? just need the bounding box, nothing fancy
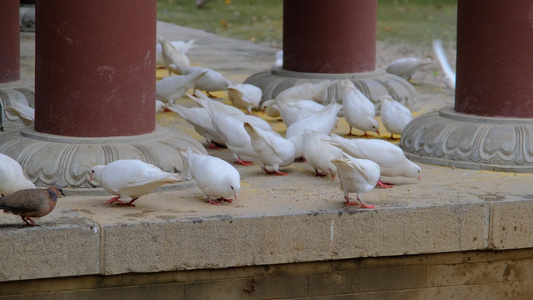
[0,197,531,283]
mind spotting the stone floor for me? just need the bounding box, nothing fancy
[1,21,533,299]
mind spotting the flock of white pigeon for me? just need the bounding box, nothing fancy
[0,36,431,221]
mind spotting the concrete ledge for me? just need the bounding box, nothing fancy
[0,207,100,281]
[1,153,531,281]
[491,199,533,249]
[100,202,487,275]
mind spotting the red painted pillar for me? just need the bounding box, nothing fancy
[454,0,533,117]
[282,0,377,74]
[34,0,156,137]
[0,0,20,83]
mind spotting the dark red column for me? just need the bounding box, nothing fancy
[34,0,156,137]
[0,0,20,83]
[454,0,533,117]
[282,0,377,74]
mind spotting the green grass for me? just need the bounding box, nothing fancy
[377,0,457,43]
[157,0,457,46]
[157,0,283,47]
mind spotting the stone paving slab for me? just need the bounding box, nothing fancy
[0,206,100,281]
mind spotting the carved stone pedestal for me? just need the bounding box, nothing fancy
[400,107,533,172]
[244,66,418,111]
[0,126,204,194]
[0,85,34,132]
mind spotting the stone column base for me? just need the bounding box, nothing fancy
[0,81,35,132]
[400,106,533,172]
[244,66,418,111]
[0,126,204,194]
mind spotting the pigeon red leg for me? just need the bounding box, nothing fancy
[314,169,327,177]
[220,197,233,203]
[262,167,289,176]
[207,197,221,205]
[235,157,254,166]
[356,196,375,209]
[208,141,227,150]
[261,166,274,175]
[361,131,372,137]
[117,197,138,207]
[273,170,289,176]
[377,179,394,189]
[344,195,375,209]
[344,127,357,137]
[105,196,124,205]
[208,142,222,150]
[344,195,358,206]
[21,216,38,227]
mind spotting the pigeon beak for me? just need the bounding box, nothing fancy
[261,107,266,115]
[234,194,238,201]
[418,175,421,181]
[376,129,381,135]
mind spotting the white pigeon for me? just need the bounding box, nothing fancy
[188,92,244,116]
[165,103,226,148]
[338,79,380,137]
[227,83,263,114]
[261,99,281,118]
[328,133,421,188]
[169,64,230,97]
[277,97,325,127]
[158,36,190,72]
[90,159,182,206]
[244,123,295,176]
[5,102,35,126]
[275,80,334,103]
[212,113,258,165]
[189,92,272,132]
[331,154,380,209]
[432,39,456,89]
[380,95,413,140]
[155,100,165,113]
[274,50,283,67]
[184,147,240,205]
[191,94,258,165]
[156,40,194,66]
[0,153,35,196]
[302,130,343,180]
[286,103,343,159]
[156,70,207,104]
[386,57,432,80]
